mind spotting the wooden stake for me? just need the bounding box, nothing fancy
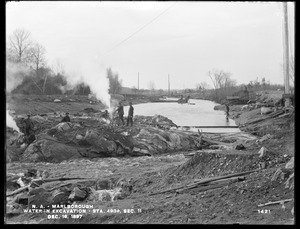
[258,199,292,207]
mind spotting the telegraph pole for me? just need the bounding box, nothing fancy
[168,74,170,96]
[138,72,139,91]
[283,2,291,107]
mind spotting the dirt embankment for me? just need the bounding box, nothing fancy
[5,92,294,224]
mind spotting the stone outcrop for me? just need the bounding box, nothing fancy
[19,115,200,163]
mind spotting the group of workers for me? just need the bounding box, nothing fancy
[115,101,134,126]
[20,101,134,143]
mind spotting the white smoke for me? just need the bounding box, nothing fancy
[6,61,31,93]
[64,56,111,109]
[6,110,20,132]
[58,84,72,95]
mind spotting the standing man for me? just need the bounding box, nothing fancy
[61,112,71,122]
[225,103,230,119]
[24,114,34,136]
[116,101,125,125]
[127,102,134,126]
[23,114,35,144]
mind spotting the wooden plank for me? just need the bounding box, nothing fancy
[191,169,261,185]
[6,186,29,197]
[149,169,261,196]
[258,199,292,207]
[179,126,239,129]
[177,176,245,193]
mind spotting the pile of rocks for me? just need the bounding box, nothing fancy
[6,169,134,215]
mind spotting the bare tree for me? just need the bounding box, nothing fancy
[208,69,233,100]
[27,42,48,93]
[196,81,210,91]
[8,29,32,63]
[28,42,46,76]
[52,59,65,76]
[208,69,226,90]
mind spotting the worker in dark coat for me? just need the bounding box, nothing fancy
[225,103,230,117]
[116,102,125,125]
[24,114,34,136]
[61,112,71,122]
[22,114,35,144]
[127,102,134,126]
[103,110,109,119]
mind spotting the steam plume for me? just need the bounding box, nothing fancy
[64,56,111,109]
[6,110,20,132]
[6,61,30,93]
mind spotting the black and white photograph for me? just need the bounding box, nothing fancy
[5,1,294,224]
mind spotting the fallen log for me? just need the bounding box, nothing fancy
[6,185,30,197]
[187,176,245,189]
[6,177,88,197]
[181,183,227,194]
[149,169,261,196]
[258,199,292,207]
[177,176,245,194]
[179,126,239,129]
[191,169,261,185]
[42,177,88,183]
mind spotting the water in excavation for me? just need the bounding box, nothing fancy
[124,99,240,133]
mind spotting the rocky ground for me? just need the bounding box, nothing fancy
[5,92,294,224]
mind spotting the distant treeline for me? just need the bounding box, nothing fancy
[7,29,291,101]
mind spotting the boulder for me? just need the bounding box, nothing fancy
[285,157,294,169]
[31,115,46,123]
[28,188,70,207]
[261,107,272,115]
[30,179,45,188]
[28,189,52,207]
[258,147,268,158]
[132,147,151,156]
[168,133,181,149]
[55,122,72,132]
[259,134,273,142]
[68,187,87,202]
[235,144,246,150]
[96,179,113,190]
[6,203,24,215]
[15,193,28,205]
[284,173,294,190]
[29,187,46,196]
[76,134,83,140]
[271,168,292,182]
[21,139,82,163]
[84,130,118,154]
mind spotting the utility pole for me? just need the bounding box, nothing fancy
[168,74,170,97]
[283,2,291,107]
[138,72,139,91]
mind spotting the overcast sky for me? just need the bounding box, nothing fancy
[6,1,295,90]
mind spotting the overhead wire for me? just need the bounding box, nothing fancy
[101,2,177,58]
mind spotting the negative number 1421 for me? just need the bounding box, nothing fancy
[258,209,271,214]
